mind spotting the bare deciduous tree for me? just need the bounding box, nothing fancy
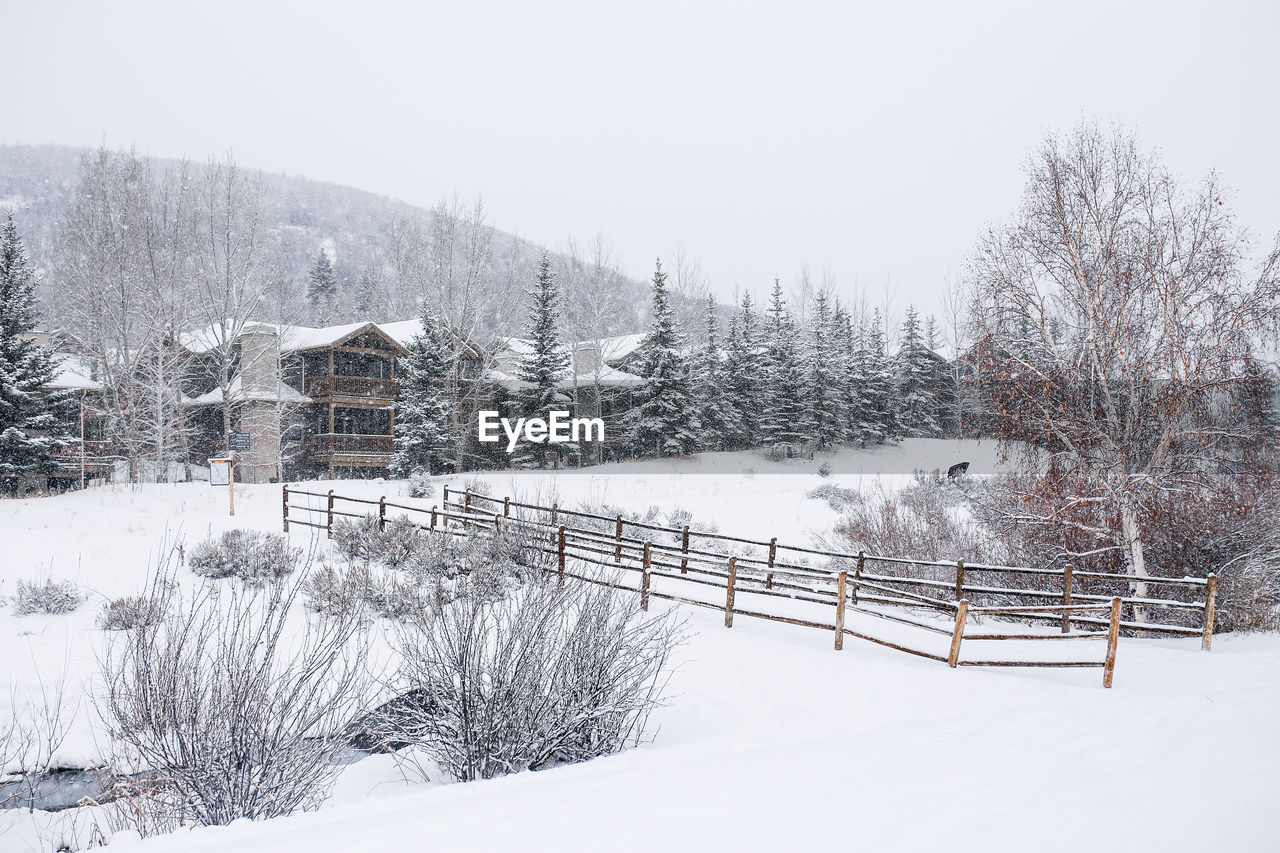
[967,121,1280,619]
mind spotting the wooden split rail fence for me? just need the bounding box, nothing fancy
[281,484,1220,688]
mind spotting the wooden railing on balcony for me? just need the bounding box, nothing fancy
[305,374,397,400]
[303,433,395,458]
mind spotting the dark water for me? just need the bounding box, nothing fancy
[0,746,370,813]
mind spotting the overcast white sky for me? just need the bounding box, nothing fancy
[7,0,1278,315]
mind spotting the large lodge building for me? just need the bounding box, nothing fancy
[36,321,645,487]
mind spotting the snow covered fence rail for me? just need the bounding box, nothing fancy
[280,486,1131,687]
[440,486,1218,650]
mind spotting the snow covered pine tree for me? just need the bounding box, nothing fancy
[307,248,339,325]
[515,254,571,466]
[393,310,457,476]
[691,295,740,451]
[631,260,698,456]
[758,279,809,453]
[895,306,941,437]
[0,214,69,487]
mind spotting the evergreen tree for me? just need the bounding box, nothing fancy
[393,310,456,476]
[0,215,68,480]
[831,302,860,444]
[691,295,740,451]
[723,292,762,447]
[854,309,898,444]
[515,254,570,465]
[758,279,808,450]
[307,249,339,322]
[895,306,941,437]
[803,292,843,449]
[631,260,698,456]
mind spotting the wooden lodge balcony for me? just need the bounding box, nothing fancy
[305,375,397,401]
[303,433,395,466]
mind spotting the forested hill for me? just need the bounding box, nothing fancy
[0,144,660,339]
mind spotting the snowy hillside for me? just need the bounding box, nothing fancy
[0,440,1276,852]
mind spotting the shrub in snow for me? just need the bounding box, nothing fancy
[100,568,372,826]
[96,594,167,631]
[807,483,862,512]
[12,578,84,616]
[461,477,492,496]
[334,514,421,569]
[818,461,833,478]
[188,530,298,583]
[379,577,684,782]
[405,528,545,605]
[408,471,434,499]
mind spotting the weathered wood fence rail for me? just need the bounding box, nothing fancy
[281,484,1217,688]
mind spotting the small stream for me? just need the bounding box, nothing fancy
[0,746,370,813]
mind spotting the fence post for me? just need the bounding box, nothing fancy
[767,537,777,588]
[464,490,472,515]
[725,557,737,628]
[378,496,387,532]
[853,551,864,606]
[614,515,623,563]
[1201,574,1218,651]
[327,489,335,539]
[503,496,510,518]
[947,599,968,668]
[680,526,690,574]
[430,506,437,530]
[1104,596,1122,688]
[551,503,558,525]
[954,560,965,602]
[442,484,449,504]
[558,525,567,582]
[835,570,848,651]
[282,484,289,533]
[641,542,652,611]
[1060,564,1074,633]
[494,514,501,534]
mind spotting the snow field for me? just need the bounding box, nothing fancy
[0,440,1275,851]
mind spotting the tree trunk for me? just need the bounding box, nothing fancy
[1120,493,1150,624]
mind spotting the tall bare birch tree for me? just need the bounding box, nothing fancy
[190,155,273,443]
[967,121,1280,619]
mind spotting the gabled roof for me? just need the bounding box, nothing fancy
[182,321,408,355]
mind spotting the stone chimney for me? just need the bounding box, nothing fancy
[574,342,602,376]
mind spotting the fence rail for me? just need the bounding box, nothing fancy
[276,484,1212,688]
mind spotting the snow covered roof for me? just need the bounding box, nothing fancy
[182,321,407,355]
[556,365,645,389]
[595,333,647,364]
[185,376,312,407]
[47,354,102,391]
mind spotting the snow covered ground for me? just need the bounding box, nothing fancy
[1,439,1276,851]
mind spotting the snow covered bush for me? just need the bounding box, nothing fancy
[188,529,299,583]
[408,471,434,499]
[405,528,546,605]
[807,483,862,511]
[96,594,166,631]
[461,477,492,496]
[818,461,833,478]
[378,577,684,782]
[334,515,420,569]
[12,578,84,615]
[99,567,372,826]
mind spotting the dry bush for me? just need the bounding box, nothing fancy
[12,577,84,616]
[96,594,167,631]
[807,483,862,512]
[188,529,298,583]
[99,552,373,827]
[334,515,420,569]
[377,577,684,783]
